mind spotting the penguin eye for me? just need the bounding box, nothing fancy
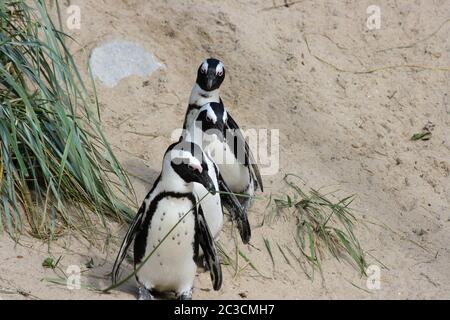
[201,67,207,74]
[188,164,196,171]
[216,70,223,77]
[206,115,213,122]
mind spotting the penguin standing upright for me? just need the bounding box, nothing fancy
[182,101,251,244]
[183,58,263,212]
[112,141,222,300]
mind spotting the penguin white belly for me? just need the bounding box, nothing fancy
[206,140,250,193]
[189,84,219,108]
[193,158,223,239]
[185,109,199,131]
[137,197,196,293]
[193,95,216,108]
[195,185,223,239]
[185,90,219,129]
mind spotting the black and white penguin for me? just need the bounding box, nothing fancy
[111,141,222,300]
[182,101,251,244]
[182,58,225,129]
[183,58,263,212]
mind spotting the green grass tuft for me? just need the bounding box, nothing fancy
[0,0,135,241]
[270,174,368,277]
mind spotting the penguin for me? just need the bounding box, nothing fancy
[183,58,263,212]
[182,101,251,244]
[183,58,225,129]
[111,141,222,300]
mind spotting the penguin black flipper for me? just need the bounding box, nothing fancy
[225,113,264,192]
[218,173,251,244]
[111,175,161,284]
[197,205,222,291]
[111,204,144,284]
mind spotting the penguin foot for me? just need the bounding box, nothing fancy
[138,286,155,300]
[195,254,210,272]
[202,256,210,271]
[178,289,193,300]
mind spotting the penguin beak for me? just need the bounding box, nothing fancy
[206,70,216,90]
[199,171,216,195]
[206,78,214,90]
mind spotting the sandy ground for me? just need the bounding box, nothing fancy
[1,0,450,300]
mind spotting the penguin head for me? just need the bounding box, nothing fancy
[166,141,216,194]
[196,58,225,91]
[195,102,227,142]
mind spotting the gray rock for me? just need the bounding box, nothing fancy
[90,40,163,87]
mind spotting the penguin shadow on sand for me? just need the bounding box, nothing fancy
[82,252,137,298]
[83,158,160,298]
[122,158,160,192]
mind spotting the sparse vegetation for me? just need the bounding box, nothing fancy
[411,121,434,141]
[268,174,368,279]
